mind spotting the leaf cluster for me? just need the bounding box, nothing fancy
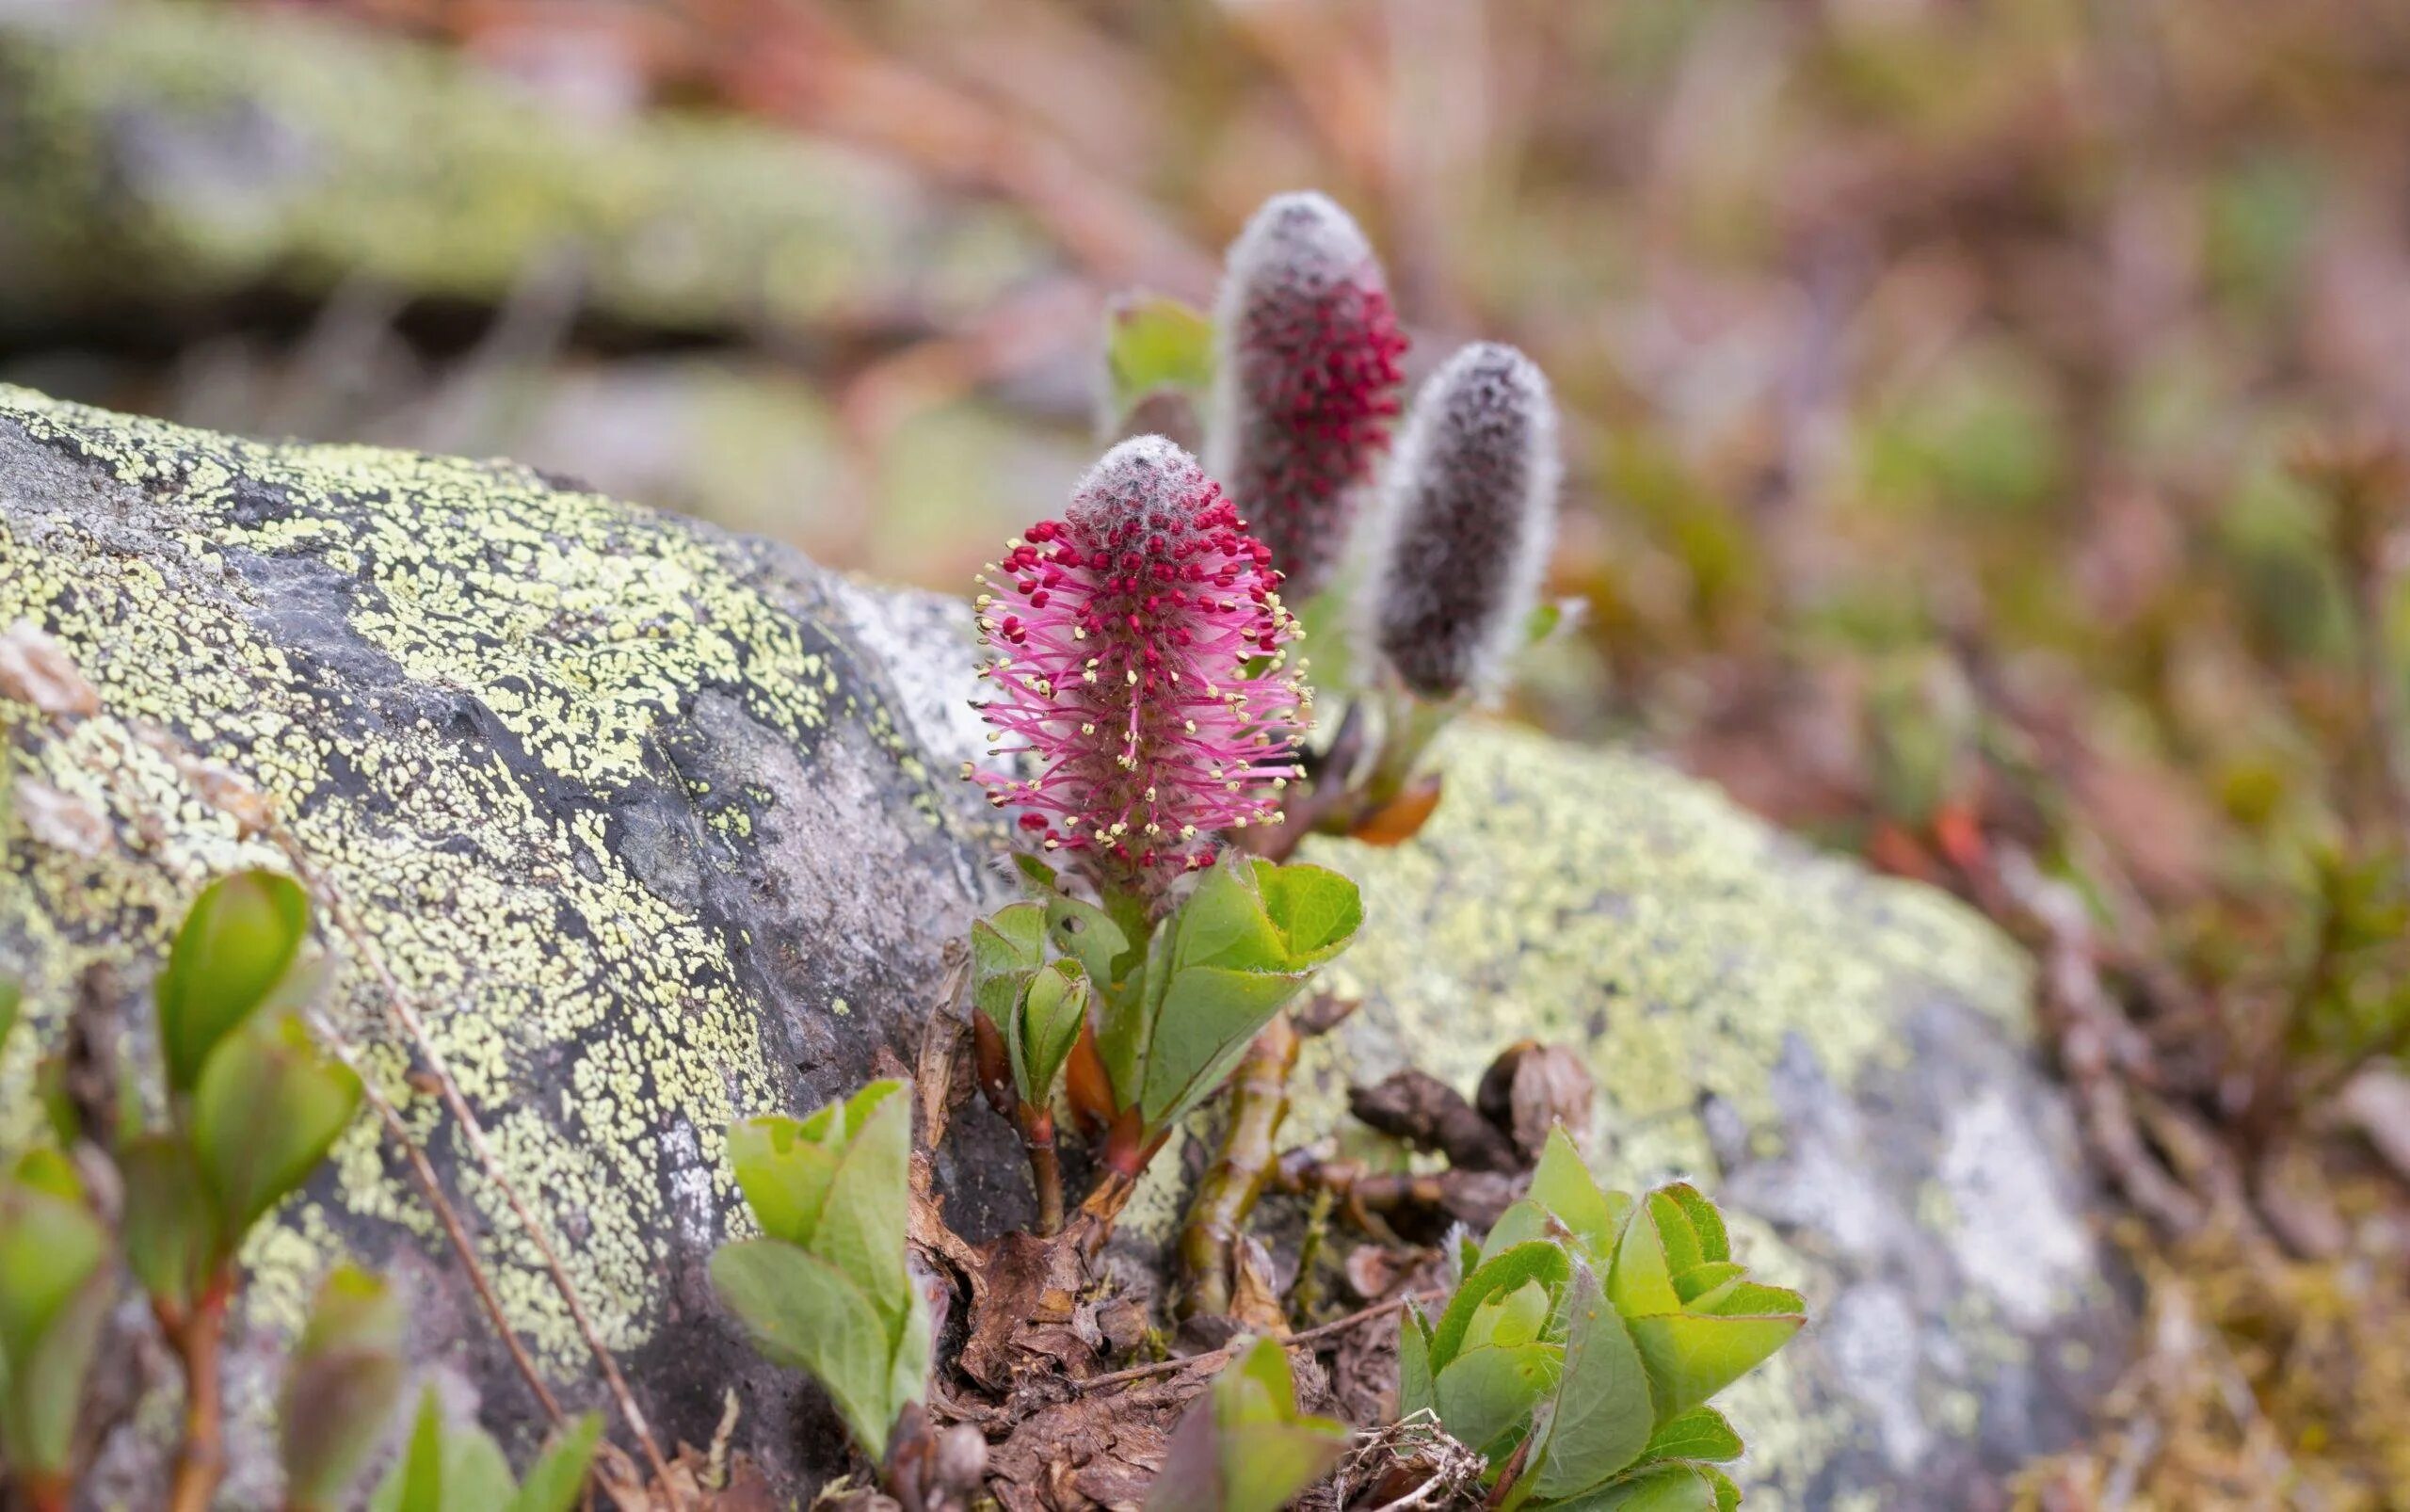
[370,1387,601,1512]
[1397,1132,1804,1511]
[1145,1336,1348,1512]
[710,1079,931,1461]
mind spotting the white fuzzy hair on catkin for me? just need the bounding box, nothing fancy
[1359,342,1561,700]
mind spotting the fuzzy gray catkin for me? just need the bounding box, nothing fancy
[1207,193,1407,600]
[1362,342,1561,700]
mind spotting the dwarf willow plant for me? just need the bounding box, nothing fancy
[1399,1131,1805,1511]
[710,1079,930,1463]
[0,868,365,1512]
[281,1265,410,1512]
[1146,1335,1348,1512]
[0,1149,111,1510]
[370,1387,602,1512]
[961,438,1364,1218]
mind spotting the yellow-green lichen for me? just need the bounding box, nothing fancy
[0,383,955,1374]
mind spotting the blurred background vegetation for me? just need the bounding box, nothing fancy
[8,0,2410,1504]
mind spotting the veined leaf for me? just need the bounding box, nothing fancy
[190,1012,362,1235]
[1528,1128,1626,1259]
[712,1239,906,1459]
[727,1115,839,1250]
[1256,862,1362,964]
[1628,1312,1804,1424]
[1638,1406,1744,1464]
[1606,1200,1680,1321]
[157,869,311,1093]
[800,1080,913,1325]
[972,904,1047,1029]
[1525,1263,1653,1503]
[1430,1241,1572,1370]
[1549,1463,1725,1512]
[1012,960,1089,1105]
[121,1134,222,1313]
[1137,964,1309,1125]
[1436,1343,1560,1458]
[1398,1306,1437,1421]
[1662,1184,1729,1265]
[1670,1263,1745,1306]
[1648,1192,1704,1276]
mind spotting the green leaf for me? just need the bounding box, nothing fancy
[1550,1464,1724,1512]
[802,1080,913,1325]
[711,1239,904,1459]
[1224,1336,1348,1507]
[1670,1263,1744,1306]
[0,1159,106,1374]
[1528,1128,1628,1259]
[1104,294,1214,429]
[1662,1185,1729,1265]
[1175,861,1292,973]
[972,904,1047,1027]
[370,1389,446,1512]
[1703,1466,1743,1512]
[121,1134,221,1312]
[157,869,311,1093]
[1138,964,1308,1125]
[1526,1264,1654,1502]
[1689,1280,1806,1319]
[1648,1192,1704,1277]
[1047,894,1136,999]
[1012,960,1089,1105]
[190,1013,363,1236]
[444,1424,520,1510]
[281,1265,407,1512]
[1638,1406,1744,1464]
[1628,1312,1804,1424]
[1255,862,1362,964]
[1435,1343,1561,1458]
[1480,1199,1558,1264]
[1606,1201,1681,1321]
[0,1270,111,1477]
[1431,1241,1572,1370]
[1397,1306,1437,1420]
[509,1413,603,1512]
[727,1115,839,1250]
[0,977,18,1052]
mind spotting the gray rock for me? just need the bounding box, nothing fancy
[0,386,2127,1508]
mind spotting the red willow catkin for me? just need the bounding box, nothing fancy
[1208,192,1408,600]
[1363,342,1562,700]
[968,437,1311,904]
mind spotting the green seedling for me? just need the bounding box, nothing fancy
[1146,1335,1349,1512]
[1398,1130,1803,1510]
[371,1388,601,1512]
[711,1078,931,1463]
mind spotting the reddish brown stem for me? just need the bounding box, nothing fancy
[163,1279,232,1512]
[1019,1103,1066,1238]
[19,1473,71,1512]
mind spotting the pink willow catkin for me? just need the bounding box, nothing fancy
[1208,192,1408,600]
[969,437,1310,900]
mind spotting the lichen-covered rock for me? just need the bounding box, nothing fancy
[0,0,1049,343]
[0,387,2128,1508]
